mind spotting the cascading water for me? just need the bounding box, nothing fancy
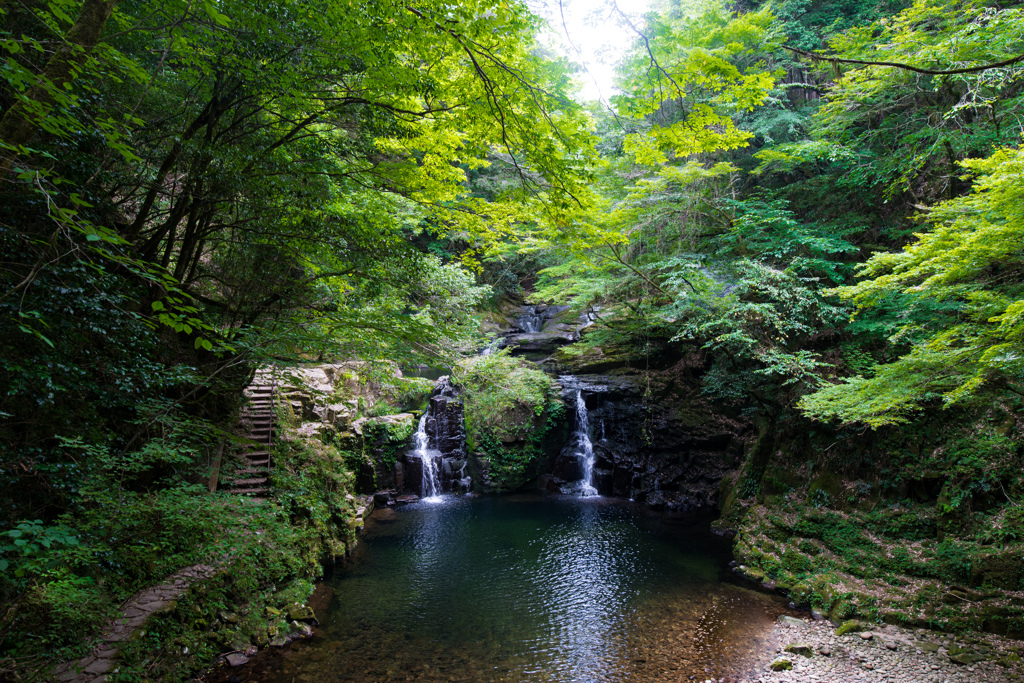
[516,306,544,333]
[404,376,467,500]
[480,338,502,356]
[573,389,598,497]
[414,413,444,502]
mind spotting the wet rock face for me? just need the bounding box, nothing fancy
[403,376,469,495]
[427,377,464,460]
[552,374,745,512]
[502,305,594,358]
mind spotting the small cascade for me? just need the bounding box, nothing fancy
[515,306,544,333]
[403,376,468,499]
[414,413,443,501]
[573,389,598,497]
[480,338,502,356]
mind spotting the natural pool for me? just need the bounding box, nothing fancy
[225,495,794,683]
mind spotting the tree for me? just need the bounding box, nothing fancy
[800,142,1024,426]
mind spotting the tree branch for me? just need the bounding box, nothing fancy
[784,45,1024,76]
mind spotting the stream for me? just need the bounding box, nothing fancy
[223,494,795,683]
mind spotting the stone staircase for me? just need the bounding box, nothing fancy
[221,372,278,501]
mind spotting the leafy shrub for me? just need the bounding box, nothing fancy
[453,352,564,490]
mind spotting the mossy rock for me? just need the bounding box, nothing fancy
[769,657,793,671]
[784,643,813,657]
[781,546,813,574]
[998,653,1023,666]
[949,652,987,665]
[829,599,856,621]
[717,470,745,526]
[835,620,866,636]
[739,566,766,583]
[808,471,847,509]
[273,579,315,607]
[970,548,1024,590]
[286,603,316,621]
[937,483,973,540]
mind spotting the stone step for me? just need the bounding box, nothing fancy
[232,487,271,496]
[243,459,271,468]
[238,467,270,475]
[224,477,269,487]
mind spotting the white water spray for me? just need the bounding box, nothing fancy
[573,390,598,497]
[415,413,444,502]
[517,306,544,333]
[480,338,502,356]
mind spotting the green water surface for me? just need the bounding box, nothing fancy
[249,494,790,683]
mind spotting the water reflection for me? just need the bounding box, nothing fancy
[223,495,792,683]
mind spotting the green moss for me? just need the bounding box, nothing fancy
[835,620,866,636]
[782,546,813,574]
[454,353,565,491]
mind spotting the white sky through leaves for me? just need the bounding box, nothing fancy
[530,0,651,102]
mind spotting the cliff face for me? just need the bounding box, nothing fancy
[546,369,749,511]
[402,377,471,496]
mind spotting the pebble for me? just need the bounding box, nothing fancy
[752,619,1024,683]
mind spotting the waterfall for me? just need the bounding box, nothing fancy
[516,306,544,333]
[573,389,598,497]
[414,413,443,502]
[480,338,502,356]
[404,376,466,500]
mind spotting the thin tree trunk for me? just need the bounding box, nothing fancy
[0,0,120,170]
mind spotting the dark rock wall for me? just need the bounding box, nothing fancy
[403,377,469,495]
[551,374,747,512]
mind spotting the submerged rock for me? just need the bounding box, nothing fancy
[370,508,397,522]
[225,653,249,667]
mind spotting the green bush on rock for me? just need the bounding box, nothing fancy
[453,352,564,491]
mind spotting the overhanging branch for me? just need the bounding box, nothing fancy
[784,45,1024,76]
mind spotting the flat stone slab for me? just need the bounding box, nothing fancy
[55,563,219,682]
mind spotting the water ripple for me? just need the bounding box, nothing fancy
[254,495,790,683]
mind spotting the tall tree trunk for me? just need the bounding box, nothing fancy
[0,0,120,170]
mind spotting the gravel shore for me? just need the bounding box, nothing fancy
[732,616,1024,683]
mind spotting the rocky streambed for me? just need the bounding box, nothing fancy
[748,615,1024,683]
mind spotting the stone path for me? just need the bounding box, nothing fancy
[55,564,220,683]
[741,616,1024,683]
[55,372,281,681]
[220,372,278,500]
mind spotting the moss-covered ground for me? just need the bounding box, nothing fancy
[717,411,1024,638]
